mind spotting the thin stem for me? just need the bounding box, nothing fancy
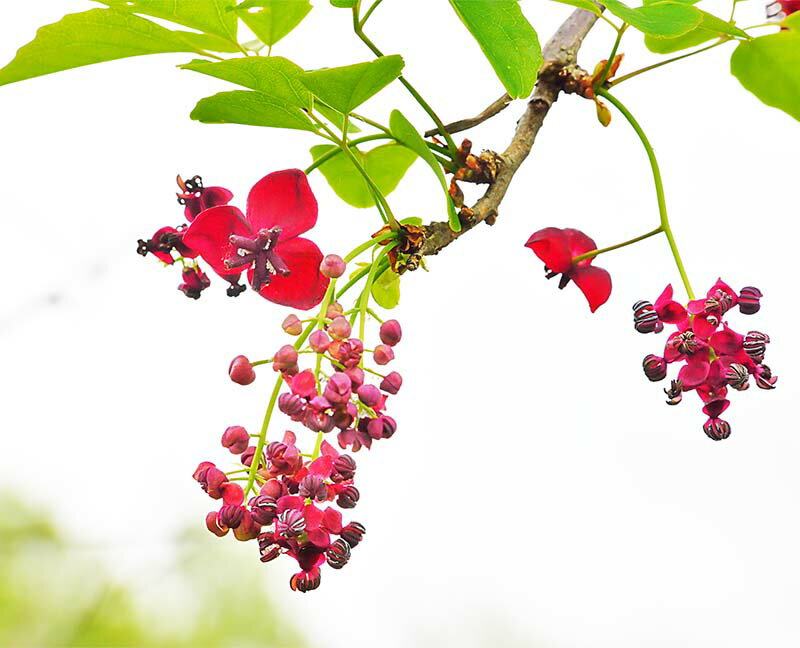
[596,24,627,88]
[304,134,392,175]
[243,374,284,497]
[609,40,729,87]
[358,246,391,346]
[359,0,386,28]
[596,88,695,300]
[572,227,662,263]
[351,8,458,156]
[350,111,391,134]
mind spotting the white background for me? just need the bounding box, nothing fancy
[1,1,799,646]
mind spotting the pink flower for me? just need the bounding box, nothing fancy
[176,175,234,223]
[183,169,329,310]
[525,227,612,312]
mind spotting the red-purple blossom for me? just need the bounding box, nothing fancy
[178,266,210,299]
[182,169,329,310]
[525,227,612,312]
[767,0,800,18]
[176,175,234,222]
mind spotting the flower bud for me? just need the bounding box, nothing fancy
[320,254,346,279]
[218,504,245,529]
[380,371,403,394]
[328,316,352,340]
[725,363,750,391]
[273,344,299,372]
[205,511,228,537]
[241,445,263,468]
[337,485,360,509]
[373,344,395,365]
[332,403,356,430]
[279,509,306,537]
[291,370,317,399]
[299,475,328,500]
[323,372,352,405]
[282,314,303,335]
[738,286,762,315]
[290,568,321,593]
[228,355,256,385]
[345,367,365,389]
[221,426,250,454]
[278,392,306,418]
[368,415,396,439]
[326,538,351,569]
[309,330,331,353]
[642,355,667,382]
[743,331,770,362]
[632,300,663,334]
[178,266,211,300]
[379,319,402,346]
[326,302,344,319]
[233,510,259,541]
[194,462,227,499]
[249,495,278,525]
[340,521,366,547]
[305,409,335,433]
[332,454,357,481]
[357,384,381,407]
[260,478,287,499]
[703,417,731,441]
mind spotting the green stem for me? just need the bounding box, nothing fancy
[351,8,458,156]
[596,24,627,88]
[572,227,663,263]
[359,0,385,28]
[350,111,392,134]
[304,134,391,174]
[358,246,391,345]
[609,40,730,87]
[596,88,695,300]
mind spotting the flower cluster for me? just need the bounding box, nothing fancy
[634,280,777,439]
[767,0,800,20]
[194,312,403,591]
[138,170,329,309]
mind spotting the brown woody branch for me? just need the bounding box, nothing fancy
[421,9,599,257]
[424,92,512,138]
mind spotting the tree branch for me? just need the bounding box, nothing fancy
[424,93,512,138]
[421,8,599,256]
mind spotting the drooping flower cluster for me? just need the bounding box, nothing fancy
[138,170,329,309]
[767,0,800,20]
[194,313,403,591]
[634,280,776,439]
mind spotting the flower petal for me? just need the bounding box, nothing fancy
[678,357,710,388]
[692,315,718,340]
[563,228,598,263]
[250,237,330,310]
[246,169,318,241]
[182,206,251,281]
[710,326,744,355]
[185,186,234,222]
[571,265,612,312]
[655,285,688,323]
[525,227,572,274]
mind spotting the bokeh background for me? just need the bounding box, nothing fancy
[1,1,799,646]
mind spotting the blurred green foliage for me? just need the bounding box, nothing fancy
[0,493,305,647]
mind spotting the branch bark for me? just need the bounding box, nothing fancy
[424,92,512,138]
[421,9,599,256]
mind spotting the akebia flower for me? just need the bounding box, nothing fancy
[635,280,777,439]
[767,0,800,19]
[525,227,612,312]
[176,175,233,223]
[183,169,329,310]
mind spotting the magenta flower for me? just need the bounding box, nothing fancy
[525,227,612,312]
[176,175,234,222]
[183,169,330,310]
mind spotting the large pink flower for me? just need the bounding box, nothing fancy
[183,169,329,310]
[525,227,612,312]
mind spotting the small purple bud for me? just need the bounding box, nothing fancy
[379,319,402,346]
[326,538,351,569]
[642,355,667,382]
[241,445,261,467]
[328,316,352,340]
[332,454,357,481]
[738,286,763,315]
[336,485,360,509]
[278,392,306,418]
[309,329,331,353]
[218,504,244,529]
[279,509,306,537]
[206,511,228,537]
[368,415,396,439]
[260,478,287,499]
[320,254,346,279]
[282,314,303,335]
[380,371,403,394]
[344,367,365,389]
[229,355,256,385]
[305,410,335,433]
[357,384,381,407]
[332,403,356,430]
[703,417,731,441]
[373,344,395,366]
[299,475,328,500]
[221,425,250,454]
[324,372,352,404]
[326,301,344,319]
[249,495,278,525]
[273,344,298,372]
[340,521,366,547]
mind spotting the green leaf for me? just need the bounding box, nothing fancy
[0,9,197,87]
[601,0,703,37]
[96,0,238,40]
[231,0,312,46]
[175,31,242,53]
[299,55,404,114]
[730,23,800,122]
[371,266,401,309]
[330,0,357,7]
[550,0,602,16]
[190,90,316,130]
[645,9,746,53]
[180,56,312,108]
[448,0,542,99]
[309,143,416,208]
[314,101,361,134]
[390,109,460,232]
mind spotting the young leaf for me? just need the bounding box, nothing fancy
[550,0,602,15]
[600,0,703,37]
[371,266,401,309]
[645,9,746,53]
[231,0,312,47]
[95,0,238,41]
[389,109,460,232]
[175,31,242,53]
[330,0,357,6]
[299,56,405,114]
[730,23,800,122]
[180,57,312,108]
[448,0,542,99]
[314,102,361,134]
[309,144,417,208]
[0,9,197,87]
[190,90,316,130]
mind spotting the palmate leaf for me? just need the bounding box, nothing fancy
[95,0,238,41]
[299,56,405,114]
[0,9,199,86]
[372,266,401,309]
[730,15,800,122]
[448,0,542,99]
[645,8,746,53]
[309,144,417,208]
[190,90,316,131]
[231,0,312,46]
[600,0,703,37]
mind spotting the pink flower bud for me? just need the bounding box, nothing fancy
[642,355,667,382]
[282,314,303,335]
[328,316,351,340]
[221,425,249,454]
[345,367,364,389]
[380,371,403,394]
[273,344,299,372]
[332,454,357,481]
[357,384,381,407]
[233,510,259,541]
[340,521,366,547]
[205,511,229,537]
[309,330,331,353]
[336,485,360,509]
[241,445,263,468]
[320,254,346,279]
[299,474,328,500]
[249,495,278,525]
[368,415,396,439]
[229,355,256,385]
[291,370,318,399]
[373,344,395,365]
[332,403,356,430]
[324,372,352,404]
[379,319,402,346]
[260,478,287,499]
[278,392,306,418]
[218,504,245,529]
[326,302,344,319]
